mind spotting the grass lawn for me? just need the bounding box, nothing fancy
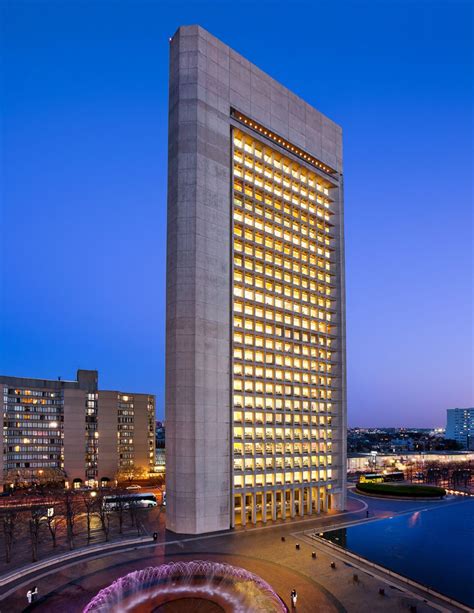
[356,482,446,498]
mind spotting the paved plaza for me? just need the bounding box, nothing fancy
[0,490,466,612]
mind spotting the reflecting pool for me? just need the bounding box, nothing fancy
[321,498,474,607]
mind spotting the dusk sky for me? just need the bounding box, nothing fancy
[1,0,472,427]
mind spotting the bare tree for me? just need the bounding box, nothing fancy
[28,508,44,562]
[4,467,66,490]
[45,509,60,549]
[62,490,80,550]
[128,499,145,536]
[81,492,97,544]
[115,466,149,485]
[95,494,111,542]
[2,509,19,563]
[40,492,61,549]
[114,495,127,535]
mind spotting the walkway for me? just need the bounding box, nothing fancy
[0,492,465,612]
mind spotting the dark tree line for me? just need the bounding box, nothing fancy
[0,488,158,564]
[405,460,472,489]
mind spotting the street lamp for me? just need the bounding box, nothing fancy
[90,491,97,498]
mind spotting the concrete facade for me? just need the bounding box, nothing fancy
[133,394,156,470]
[166,25,346,534]
[96,391,120,481]
[63,388,90,482]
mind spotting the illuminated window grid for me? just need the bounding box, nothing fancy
[231,129,338,513]
[231,110,337,176]
[118,397,135,469]
[3,386,64,471]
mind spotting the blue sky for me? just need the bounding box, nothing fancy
[1,0,472,426]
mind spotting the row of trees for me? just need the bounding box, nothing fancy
[4,468,165,492]
[405,460,472,488]
[4,468,66,491]
[1,489,161,564]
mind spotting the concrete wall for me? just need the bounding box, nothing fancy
[97,391,119,480]
[166,24,347,533]
[166,25,232,534]
[63,389,87,482]
[133,394,154,472]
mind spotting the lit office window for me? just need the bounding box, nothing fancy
[231,128,339,526]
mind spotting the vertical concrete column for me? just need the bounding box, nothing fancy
[251,493,257,524]
[299,488,304,517]
[262,490,267,523]
[272,491,277,521]
[290,489,295,518]
[316,487,321,513]
[166,25,231,535]
[63,389,88,482]
[308,487,313,515]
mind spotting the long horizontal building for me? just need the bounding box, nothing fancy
[347,451,474,473]
[0,369,155,490]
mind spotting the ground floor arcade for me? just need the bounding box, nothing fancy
[234,485,343,526]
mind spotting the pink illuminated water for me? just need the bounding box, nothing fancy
[84,560,287,612]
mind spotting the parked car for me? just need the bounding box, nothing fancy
[126,484,142,490]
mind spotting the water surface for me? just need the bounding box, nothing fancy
[321,498,474,607]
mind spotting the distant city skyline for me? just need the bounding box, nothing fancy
[1,0,472,427]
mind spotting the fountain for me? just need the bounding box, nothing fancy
[84,560,287,612]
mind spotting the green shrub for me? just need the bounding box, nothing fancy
[356,482,446,498]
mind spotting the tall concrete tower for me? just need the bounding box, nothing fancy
[166,25,346,534]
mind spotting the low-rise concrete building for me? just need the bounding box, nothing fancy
[0,370,155,489]
[347,451,474,473]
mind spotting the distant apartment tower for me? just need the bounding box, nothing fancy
[446,408,474,450]
[166,26,347,534]
[156,420,165,449]
[0,370,155,489]
[155,421,166,472]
